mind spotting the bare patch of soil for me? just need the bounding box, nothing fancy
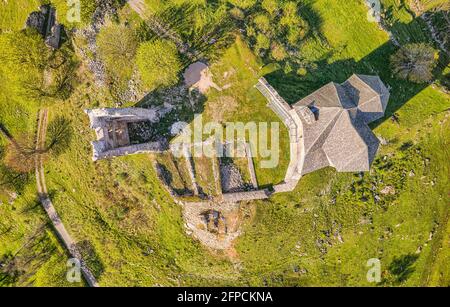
[182,202,243,250]
[183,62,221,94]
[206,96,238,122]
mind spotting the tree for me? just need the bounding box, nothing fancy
[280,1,299,27]
[227,0,257,9]
[136,40,182,91]
[97,22,139,82]
[0,29,49,97]
[262,0,279,15]
[0,152,29,193]
[254,14,271,33]
[255,33,270,52]
[271,43,287,61]
[390,43,438,83]
[0,29,78,100]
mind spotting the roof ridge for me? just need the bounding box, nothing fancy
[305,108,343,154]
[321,109,349,151]
[335,82,358,108]
[352,74,380,97]
[349,114,374,149]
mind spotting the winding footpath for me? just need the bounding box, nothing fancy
[35,109,99,287]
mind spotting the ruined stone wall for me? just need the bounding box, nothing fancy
[94,141,168,160]
[222,189,271,202]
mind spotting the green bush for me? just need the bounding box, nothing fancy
[262,0,279,15]
[97,22,139,82]
[136,39,182,91]
[227,0,257,9]
[80,0,98,24]
[234,0,310,67]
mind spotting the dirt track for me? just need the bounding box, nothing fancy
[35,109,99,287]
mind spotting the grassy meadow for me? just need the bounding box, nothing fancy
[0,0,448,286]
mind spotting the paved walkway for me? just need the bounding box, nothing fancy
[35,109,99,287]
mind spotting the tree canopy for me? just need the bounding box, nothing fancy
[0,29,78,99]
[136,39,182,91]
[390,43,438,84]
[97,22,139,82]
[0,29,48,96]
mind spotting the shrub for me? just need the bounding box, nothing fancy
[254,14,271,33]
[97,23,138,82]
[229,7,245,20]
[262,0,279,15]
[255,33,270,52]
[80,0,98,24]
[227,0,257,9]
[271,43,287,61]
[136,40,182,91]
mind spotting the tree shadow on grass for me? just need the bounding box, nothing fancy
[75,240,105,280]
[141,2,237,64]
[298,1,327,42]
[383,253,419,284]
[0,126,30,195]
[264,15,449,129]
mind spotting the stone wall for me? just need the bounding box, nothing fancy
[222,189,271,202]
[94,141,168,160]
[85,107,168,161]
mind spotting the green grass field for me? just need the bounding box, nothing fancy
[0,0,449,286]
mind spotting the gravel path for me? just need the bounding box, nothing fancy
[35,109,99,287]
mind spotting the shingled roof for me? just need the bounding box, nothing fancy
[256,74,390,184]
[293,74,389,175]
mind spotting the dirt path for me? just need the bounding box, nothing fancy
[35,109,99,287]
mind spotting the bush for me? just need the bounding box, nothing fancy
[390,43,438,83]
[236,0,310,68]
[136,40,182,91]
[97,22,138,82]
[262,0,279,15]
[271,43,287,61]
[254,14,271,33]
[255,33,271,52]
[227,0,257,9]
[80,0,98,24]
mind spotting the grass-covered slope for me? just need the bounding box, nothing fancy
[0,0,448,286]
